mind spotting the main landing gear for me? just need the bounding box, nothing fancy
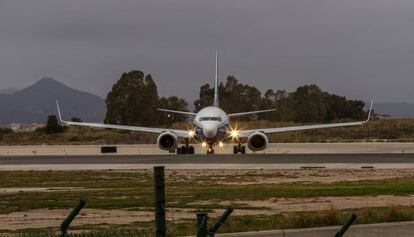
[176,138,195,155]
[233,143,246,154]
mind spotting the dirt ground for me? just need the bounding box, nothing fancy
[2,194,414,230]
[2,168,414,231]
[164,168,414,184]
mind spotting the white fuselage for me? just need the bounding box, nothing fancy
[193,106,230,146]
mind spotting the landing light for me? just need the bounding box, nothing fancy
[188,130,195,137]
[230,130,239,138]
[219,142,224,148]
[202,142,207,148]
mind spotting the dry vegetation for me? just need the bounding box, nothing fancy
[1,119,414,145]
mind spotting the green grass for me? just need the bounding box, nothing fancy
[2,170,414,235]
[1,171,414,214]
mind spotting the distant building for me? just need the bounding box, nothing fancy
[373,113,391,120]
[0,123,44,132]
[10,123,22,131]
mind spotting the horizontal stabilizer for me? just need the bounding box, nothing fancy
[228,109,277,118]
[157,108,197,116]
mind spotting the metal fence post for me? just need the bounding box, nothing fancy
[335,213,358,237]
[154,166,166,237]
[60,199,86,237]
[197,213,208,237]
[208,207,233,237]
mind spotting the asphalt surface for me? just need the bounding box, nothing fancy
[1,153,414,165]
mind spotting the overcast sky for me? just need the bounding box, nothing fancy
[1,0,414,103]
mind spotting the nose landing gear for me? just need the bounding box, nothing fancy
[207,146,215,155]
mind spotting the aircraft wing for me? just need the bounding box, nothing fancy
[238,101,373,138]
[56,101,190,138]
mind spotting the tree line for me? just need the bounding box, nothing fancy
[103,70,368,126]
[194,76,367,122]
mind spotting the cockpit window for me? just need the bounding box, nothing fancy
[199,117,222,122]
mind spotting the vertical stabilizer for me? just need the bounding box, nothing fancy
[213,51,219,107]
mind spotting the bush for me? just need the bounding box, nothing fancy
[0,127,13,134]
[71,117,82,122]
[44,115,64,134]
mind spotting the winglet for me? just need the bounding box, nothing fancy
[365,100,374,123]
[56,100,67,124]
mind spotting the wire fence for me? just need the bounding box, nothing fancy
[0,230,151,237]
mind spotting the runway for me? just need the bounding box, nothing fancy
[1,153,414,164]
[1,143,414,156]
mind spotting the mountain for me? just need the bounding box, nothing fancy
[0,77,106,123]
[373,103,414,119]
[0,88,18,94]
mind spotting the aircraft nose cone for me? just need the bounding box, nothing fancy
[203,125,217,138]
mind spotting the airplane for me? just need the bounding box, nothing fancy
[56,52,373,155]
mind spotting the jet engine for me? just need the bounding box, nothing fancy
[247,132,268,151]
[157,132,178,151]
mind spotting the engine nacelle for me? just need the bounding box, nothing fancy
[247,132,268,151]
[157,132,178,151]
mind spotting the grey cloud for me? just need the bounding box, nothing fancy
[1,0,414,103]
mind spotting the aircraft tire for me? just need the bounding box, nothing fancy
[233,146,238,154]
[241,146,246,154]
[189,146,195,154]
[176,147,182,155]
[181,146,187,154]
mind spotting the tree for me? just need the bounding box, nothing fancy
[194,76,262,120]
[0,128,13,134]
[259,89,295,121]
[260,85,366,123]
[291,85,328,122]
[105,70,189,126]
[44,115,64,134]
[0,127,12,141]
[194,84,214,112]
[220,76,262,117]
[105,71,160,126]
[71,117,82,122]
[325,95,366,121]
[158,96,189,125]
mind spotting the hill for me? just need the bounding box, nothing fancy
[0,88,18,94]
[0,77,105,123]
[373,103,414,119]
